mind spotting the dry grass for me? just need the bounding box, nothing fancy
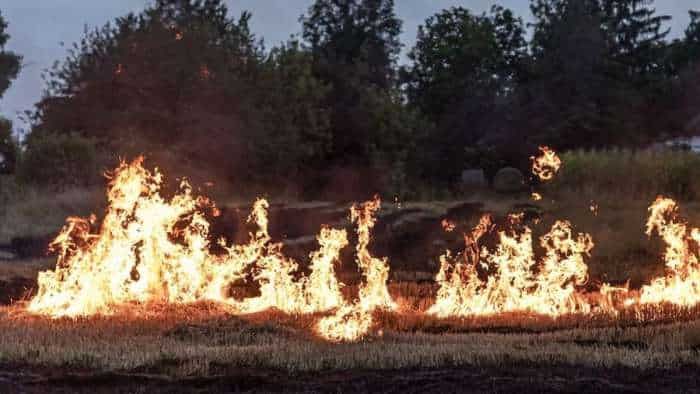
[1,303,700,377]
[0,258,52,281]
[0,184,101,244]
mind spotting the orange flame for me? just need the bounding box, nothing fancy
[31,158,700,342]
[429,215,593,317]
[27,158,351,317]
[639,197,700,306]
[316,196,397,341]
[531,146,562,181]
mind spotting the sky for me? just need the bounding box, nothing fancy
[0,0,697,132]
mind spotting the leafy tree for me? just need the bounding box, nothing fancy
[302,0,402,90]
[402,6,526,183]
[247,40,333,184]
[0,10,20,100]
[301,0,406,167]
[30,0,262,182]
[0,117,16,174]
[671,10,700,69]
[404,6,526,121]
[0,10,21,174]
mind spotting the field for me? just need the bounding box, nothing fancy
[2,150,700,392]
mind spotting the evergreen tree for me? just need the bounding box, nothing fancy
[600,0,671,84]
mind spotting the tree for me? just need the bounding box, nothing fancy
[0,117,16,174]
[0,10,21,174]
[301,0,406,168]
[526,0,627,148]
[404,6,526,121]
[247,40,333,185]
[402,6,527,183]
[600,0,671,85]
[302,0,402,90]
[30,0,262,182]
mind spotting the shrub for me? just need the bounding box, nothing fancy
[493,167,525,193]
[0,117,17,174]
[17,132,101,188]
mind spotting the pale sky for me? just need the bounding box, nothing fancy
[0,0,696,133]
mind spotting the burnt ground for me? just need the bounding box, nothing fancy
[1,365,699,393]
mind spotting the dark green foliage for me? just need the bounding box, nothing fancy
[248,40,333,181]
[12,0,700,196]
[17,132,99,187]
[301,0,410,172]
[0,10,21,101]
[404,6,526,120]
[402,6,527,184]
[0,11,21,176]
[0,117,16,174]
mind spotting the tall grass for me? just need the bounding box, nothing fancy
[0,176,101,244]
[549,148,700,200]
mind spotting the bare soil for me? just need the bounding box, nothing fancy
[1,365,698,393]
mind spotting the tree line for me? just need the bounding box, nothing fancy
[1,0,700,198]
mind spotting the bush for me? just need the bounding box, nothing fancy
[17,132,101,187]
[493,167,525,193]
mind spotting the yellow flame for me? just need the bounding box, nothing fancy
[316,196,398,341]
[429,215,593,317]
[639,197,700,306]
[27,158,351,317]
[531,146,562,181]
[441,219,456,232]
[31,157,700,342]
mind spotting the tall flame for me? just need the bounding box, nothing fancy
[27,158,351,317]
[640,197,700,306]
[315,196,397,342]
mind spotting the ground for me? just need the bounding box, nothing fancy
[1,192,700,393]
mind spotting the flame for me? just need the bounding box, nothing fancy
[429,215,593,317]
[352,196,396,312]
[532,192,543,201]
[315,197,397,341]
[639,197,700,306]
[590,202,599,216]
[531,146,561,181]
[30,157,700,342]
[441,219,456,232]
[315,304,373,342]
[27,157,350,317]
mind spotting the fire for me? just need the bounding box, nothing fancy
[639,197,700,306]
[27,157,700,342]
[352,196,396,312]
[590,202,599,216]
[532,192,543,201]
[316,196,397,341]
[441,219,456,232]
[429,214,593,317]
[27,157,351,317]
[531,146,561,181]
[316,304,373,342]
